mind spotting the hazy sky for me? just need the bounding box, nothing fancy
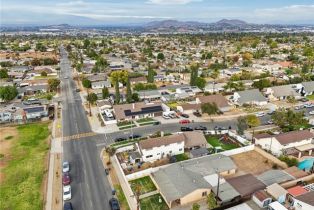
[1,0,314,25]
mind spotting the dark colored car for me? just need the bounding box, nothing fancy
[153,121,160,125]
[181,126,193,131]
[109,198,120,210]
[62,173,71,185]
[181,113,189,118]
[129,134,141,139]
[64,202,73,210]
[114,137,127,142]
[193,111,202,117]
[194,125,207,131]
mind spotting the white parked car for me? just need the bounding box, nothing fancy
[304,103,314,108]
[309,111,314,115]
[255,112,265,117]
[62,161,70,173]
[162,113,171,119]
[63,185,72,201]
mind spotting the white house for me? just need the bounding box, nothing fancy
[137,134,185,163]
[91,80,111,89]
[254,130,314,157]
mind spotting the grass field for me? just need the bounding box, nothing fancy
[206,136,239,150]
[129,176,157,195]
[0,122,50,210]
[140,194,169,210]
[175,153,189,162]
[114,184,130,210]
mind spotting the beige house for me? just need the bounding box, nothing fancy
[151,154,237,208]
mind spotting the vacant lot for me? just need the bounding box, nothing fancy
[129,176,157,195]
[231,150,277,175]
[140,194,169,210]
[0,122,50,210]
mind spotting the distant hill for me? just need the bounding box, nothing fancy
[41,24,73,29]
[214,19,248,27]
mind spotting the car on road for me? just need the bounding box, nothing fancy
[309,111,314,115]
[64,76,69,79]
[75,88,80,92]
[180,126,193,131]
[301,98,309,102]
[62,173,71,185]
[304,103,314,108]
[180,113,189,118]
[64,202,73,210]
[295,105,303,110]
[194,125,207,131]
[255,112,265,117]
[63,185,72,201]
[267,120,274,124]
[129,134,141,139]
[114,137,127,142]
[179,119,191,124]
[62,161,70,173]
[109,198,120,210]
[162,113,171,119]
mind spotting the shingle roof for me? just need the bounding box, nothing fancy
[295,191,314,206]
[113,102,162,120]
[227,174,266,197]
[270,85,300,97]
[302,81,314,93]
[213,182,240,203]
[257,170,294,186]
[274,130,314,145]
[237,89,267,104]
[152,154,237,202]
[138,134,185,150]
[183,131,207,148]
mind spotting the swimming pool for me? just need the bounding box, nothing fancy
[298,158,314,171]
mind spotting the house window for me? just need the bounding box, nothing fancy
[146,155,153,158]
[179,148,182,151]
[169,150,172,153]
[202,192,207,197]
[157,153,160,155]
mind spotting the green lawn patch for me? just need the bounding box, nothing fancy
[114,184,130,210]
[117,121,134,127]
[4,136,13,140]
[136,118,154,123]
[175,153,189,162]
[119,124,137,130]
[306,94,314,100]
[129,176,157,195]
[0,122,50,210]
[206,136,239,151]
[139,121,156,126]
[140,194,169,210]
[34,75,57,79]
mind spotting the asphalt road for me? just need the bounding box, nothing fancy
[60,46,113,210]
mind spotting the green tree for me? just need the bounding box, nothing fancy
[190,63,199,86]
[102,87,109,99]
[0,86,18,102]
[41,71,47,77]
[0,69,8,78]
[207,193,218,209]
[195,77,206,89]
[191,203,200,210]
[132,93,139,102]
[147,65,155,83]
[126,77,132,103]
[252,79,271,90]
[237,116,248,135]
[48,78,60,92]
[246,114,260,141]
[110,70,129,85]
[83,39,90,49]
[157,52,165,60]
[82,78,91,88]
[115,80,120,104]
[201,103,219,115]
[87,93,98,105]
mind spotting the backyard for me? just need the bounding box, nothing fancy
[206,135,239,151]
[140,194,169,210]
[129,176,157,195]
[0,122,50,210]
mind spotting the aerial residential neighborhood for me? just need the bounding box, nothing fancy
[1,1,314,210]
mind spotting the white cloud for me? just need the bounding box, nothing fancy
[147,0,202,5]
[254,5,314,21]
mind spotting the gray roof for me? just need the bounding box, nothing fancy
[270,85,300,97]
[151,154,237,202]
[18,85,48,93]
[257,170,295,186]
[302,81,314,93]
[137,90,161,98]
[237,89,267,104]
[213,182,240,203]
[190,148,210,158]
[92,80,111,86]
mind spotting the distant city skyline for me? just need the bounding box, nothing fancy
[1,0,314,25]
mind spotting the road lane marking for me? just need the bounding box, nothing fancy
[62,132,98,141]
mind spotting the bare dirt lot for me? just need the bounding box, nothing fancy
[0,126,18,183]
[231,150,278,175]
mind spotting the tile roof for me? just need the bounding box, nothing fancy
[287,186,308,197]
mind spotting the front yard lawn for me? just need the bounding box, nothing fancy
[175,153,189,162]
[140,194,169,210]
[117,121,135,127]
[136,118,155,123]
[206,136,239,151]
[129,176,157,195]
[306,94,314,100]
[0,122,50,210]
[119,124,137,130]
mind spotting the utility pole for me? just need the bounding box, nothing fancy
[216,168,220,205]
